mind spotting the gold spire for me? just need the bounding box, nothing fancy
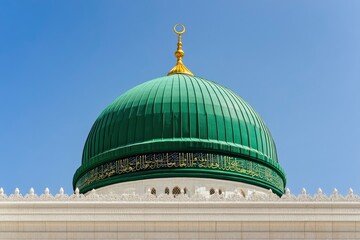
[167,24,194,76]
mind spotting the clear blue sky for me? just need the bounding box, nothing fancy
[0,1,359,195]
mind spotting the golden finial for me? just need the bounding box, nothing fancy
[167,24,194,76]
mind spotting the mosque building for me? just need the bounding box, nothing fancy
[0,25,359,239]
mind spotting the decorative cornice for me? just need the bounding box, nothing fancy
[0,187,359,202]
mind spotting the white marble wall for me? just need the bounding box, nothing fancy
[1,188,360,239]
[0,221,359,239]
[94,177,270,198]
[0,197,360,239]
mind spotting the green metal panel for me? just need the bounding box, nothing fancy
[73,74,286,194]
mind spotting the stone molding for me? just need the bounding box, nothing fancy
[0,187,359,202]
[1,187,360,224]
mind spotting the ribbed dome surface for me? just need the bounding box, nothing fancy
[74,74,286,195]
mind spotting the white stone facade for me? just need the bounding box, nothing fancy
[95,178,270,198]
[1,187,360,239]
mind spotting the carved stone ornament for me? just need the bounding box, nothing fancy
[0,187,359,202]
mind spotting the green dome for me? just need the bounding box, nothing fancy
[73,74,286,195]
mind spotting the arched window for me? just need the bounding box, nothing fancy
[165,187,170,195]
[172,186,181,196]
[184,188,188,195]
[151,188,156,195]
[219,189,222,195]
[210,188,215,195]
[240,189,246,198]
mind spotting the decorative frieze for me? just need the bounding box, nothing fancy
[0,187,358,202]
[75,152,285,193]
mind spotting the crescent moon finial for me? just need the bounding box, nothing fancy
[167,24,193,76]
[174,24,186,35]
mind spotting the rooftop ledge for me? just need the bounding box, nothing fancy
[0,187,359,202]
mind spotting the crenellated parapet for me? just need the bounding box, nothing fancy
[0,187,359,202]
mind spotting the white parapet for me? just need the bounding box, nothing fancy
[0,187,360,239]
